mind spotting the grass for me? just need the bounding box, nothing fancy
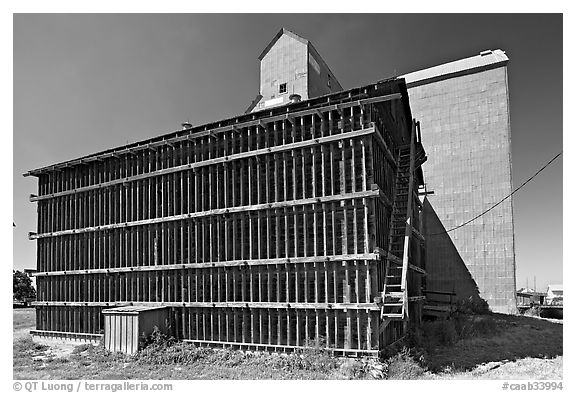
[416,313,563,372]
[13,308,36,339]
[13,335,384,380]
[13,314,383,380]
[384,312,563,380]
[13,308,562,380]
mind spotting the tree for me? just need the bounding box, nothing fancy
[13,270,36,302]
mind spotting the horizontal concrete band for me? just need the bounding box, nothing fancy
[26,93,401,177]
[32,301,381,311]
[30,188,382,239]
[31,126,381,202]
[34,253,381,277]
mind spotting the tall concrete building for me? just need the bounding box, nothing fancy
[402,50,516,313]
[251,29,516,313]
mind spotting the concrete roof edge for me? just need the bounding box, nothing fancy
[401,49,509,85]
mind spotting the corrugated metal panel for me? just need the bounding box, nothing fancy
[401,49,509,84]
[103,307,168,354]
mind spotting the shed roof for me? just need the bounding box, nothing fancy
[401,49,509,86]
[102,305,168,314]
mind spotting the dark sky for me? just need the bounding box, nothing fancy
[13,14,562,291]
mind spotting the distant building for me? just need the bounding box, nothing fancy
[546,284,563,305]
[516,288,545,306]
[23,268,37,289]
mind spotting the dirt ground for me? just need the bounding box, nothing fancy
[13,308,563,380]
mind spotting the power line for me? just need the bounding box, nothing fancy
[429,151,562,236]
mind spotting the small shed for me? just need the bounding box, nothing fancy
[102,305,170,354]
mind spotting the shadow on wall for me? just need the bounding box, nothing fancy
[422,198,488,310]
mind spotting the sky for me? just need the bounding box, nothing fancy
[13,13,563,292]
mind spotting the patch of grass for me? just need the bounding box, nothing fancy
[13,337,52,378]
[71,344,92,354]
[132,330,345,377]
[13,308,36,341]
[523,306,541,317]
[14,336,49,354]
[454,296,491,315]
[14,327,358,380]
[14,327,388,380]
[409,313,563,372]
[386,347,429,380]
[407,312,503,358]
[13,309,36,331]
[428,319,459,346]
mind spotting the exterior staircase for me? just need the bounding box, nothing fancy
[380,144,413,319]
[379,120,427,320]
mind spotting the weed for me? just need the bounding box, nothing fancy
[78,342,128,364]
[131,329,342,375]
[71,344,92,354]
[14,337,48,354]
[386,347,428,379]
[51,357,70,364]
[140,327,177,349]
[524,306,541,317]
[431,319,459,346]
[136,343,213,365]
[455,296,491,315]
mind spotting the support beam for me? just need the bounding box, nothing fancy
[30,127,377,202]
[410,226,425,242]
[35,253,380,276]
[408,264,426,275]
[372,128,397,167]
[32,300,381,311]
[30,188,381,239]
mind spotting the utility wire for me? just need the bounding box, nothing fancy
[429,151,562,236]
